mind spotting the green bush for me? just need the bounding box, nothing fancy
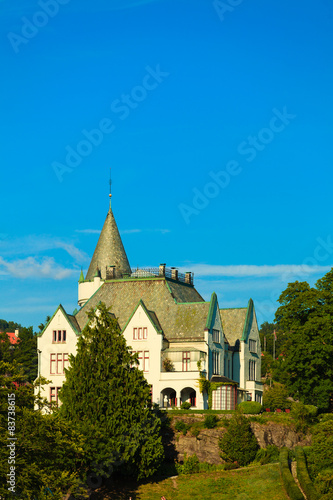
[319,413,333,423]
[291,402,318,432]
[279,447,304,500]
[238,401,262,414]
[295,446,320,500]
[204,414,218,429]
[176,454,200,475]
[174,420,190,435]
[180,401,191,410]
[263,384,291,411]
[307,420,333,478]
[254,445,280,465]
[219,412,259,466]
[314,468,333,498]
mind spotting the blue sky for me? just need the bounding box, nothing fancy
[0,0,332,331]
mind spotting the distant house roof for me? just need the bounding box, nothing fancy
[4,331,19,345]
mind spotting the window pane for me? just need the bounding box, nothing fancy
[133,328,137,340]
[58,330,61,342]
[138,328,142,340]
[57,354,62,374]
[50,354,56,374]
[63,353,69,371]
[63,330,66,342]
[53,331,56,342]
[143,327,147,339]
[137,351,143,370]
[144,351,149,372]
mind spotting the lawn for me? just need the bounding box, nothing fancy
[101,463,289,500]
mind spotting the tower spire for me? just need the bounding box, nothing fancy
[109,168,112,210]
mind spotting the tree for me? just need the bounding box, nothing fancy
[14,326,38,382]
[219,411,259,466]
[0,408,84,499]
[274,271,333,410]
[59,303,164,480]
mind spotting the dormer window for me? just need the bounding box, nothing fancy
[212,329,220,343]
[249,340,256,353]
[52,330,66,343]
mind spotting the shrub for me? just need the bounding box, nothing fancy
[219,412,259,466]
[314,468,333,498]
[190,422,202,437]
[176,454,200,474]
[263,383,291,411]
[181,401,191,410]
[279,447,304,500]
[238,401,262,414]
[291,402,318,432]
[174,420,190,435]
[204,414,218,429]
[254,445,280,465]
[307,420,333,481]
[162,358,174,372]
[295,446,320,500]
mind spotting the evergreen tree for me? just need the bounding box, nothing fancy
[219,411,259,466]
[14,326,38,382]
[59,303,164,480]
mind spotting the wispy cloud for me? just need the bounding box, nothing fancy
[77,228,170,235]
[75,229,102,235]
[0,257,75,280]
[0,235,88,262]
[180,264,332,278]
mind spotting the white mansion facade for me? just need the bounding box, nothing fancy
[36,204,263,410]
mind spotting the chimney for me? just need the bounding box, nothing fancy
[171,267,178,281]
[15,329,19,337]
[159,263,166,276]
[185,272,192,284]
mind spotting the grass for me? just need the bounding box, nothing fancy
[100,463,289,500]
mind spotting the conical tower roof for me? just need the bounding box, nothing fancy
[86,208,131,280]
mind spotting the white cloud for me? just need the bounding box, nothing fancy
[0,256,75,280]
[180,264,332,279]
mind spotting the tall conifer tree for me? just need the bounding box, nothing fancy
[59,303,164,480]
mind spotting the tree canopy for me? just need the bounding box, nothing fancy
[274,269,333,410]
[59,302,164,481]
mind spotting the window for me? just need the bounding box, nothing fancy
[182,351,190,371]
[133,327,147,340]
[52,330,66,343]
[249,360,256,381]
[212,351,220,375]
[137,351,143,370]
[249,339,256,353]
[50,353,56,374]
[212,329,220,343]
[133,350,149,372]
[144,351,149,372]
[50,353,68,374]
[63,353,69,371]
[50,387,61,405]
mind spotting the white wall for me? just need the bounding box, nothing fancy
[36,307,78,405]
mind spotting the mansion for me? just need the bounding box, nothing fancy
[36,202,263,410]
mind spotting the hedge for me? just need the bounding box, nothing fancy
[295,446,320,500]
[237,401,262,414]
[279,447,304,500]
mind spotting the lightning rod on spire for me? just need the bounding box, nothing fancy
[109,168,112,210]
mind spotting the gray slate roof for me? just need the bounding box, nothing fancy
[86,208,131,280]
[75,277,207,341]
[220,308,247,346]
